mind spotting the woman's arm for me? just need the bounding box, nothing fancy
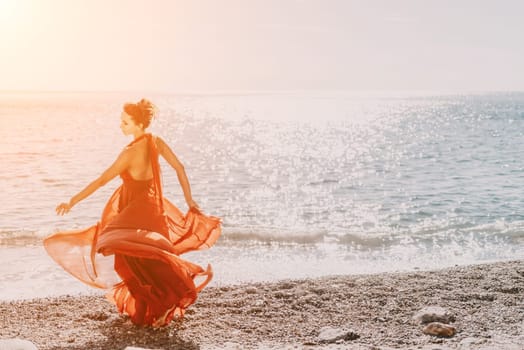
[156,137,199,210]
[56,150,131,215]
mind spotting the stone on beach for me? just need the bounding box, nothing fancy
[459,337,487,347]
[422,322,456,337]
[413,306,455,324]
[316,326,359,344]
[0,339,38,350]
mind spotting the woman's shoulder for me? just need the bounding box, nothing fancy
[153,135,167,153]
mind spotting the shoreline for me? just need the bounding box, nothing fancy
[1,260,523,349]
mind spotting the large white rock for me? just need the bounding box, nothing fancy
[413,306,455,324]
[316,326,359,343]
[0,339,38,350]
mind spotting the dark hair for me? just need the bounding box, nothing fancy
[123,98,157,129]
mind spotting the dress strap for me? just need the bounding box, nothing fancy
[147,135,165,212]
[127,133,151,147]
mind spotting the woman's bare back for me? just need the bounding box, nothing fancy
[126,137,154,181]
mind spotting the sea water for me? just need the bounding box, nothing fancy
[1,91,523,300]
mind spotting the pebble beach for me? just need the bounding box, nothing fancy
[1,260,522,349]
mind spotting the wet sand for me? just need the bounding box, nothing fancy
[1,260,523,349]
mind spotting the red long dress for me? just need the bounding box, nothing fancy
[44,133,221,326]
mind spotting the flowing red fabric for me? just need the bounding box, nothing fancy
[44,134,221,326]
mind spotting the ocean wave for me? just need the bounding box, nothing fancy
[2,220,524,250]
[219,220,524,248]
[0,231,43,246]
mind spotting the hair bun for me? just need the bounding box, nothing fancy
[137,99,157,118]
[123,98,158,129]
[137,98,151,109]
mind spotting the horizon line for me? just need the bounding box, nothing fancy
[1,88,524,97]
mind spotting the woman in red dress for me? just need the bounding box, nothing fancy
[44,99,221,327]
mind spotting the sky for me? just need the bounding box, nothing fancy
[0,0,523,93]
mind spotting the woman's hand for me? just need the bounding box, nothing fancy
[56,201,73,216]
[186,198,201,212]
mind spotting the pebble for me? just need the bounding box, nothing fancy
[422,322,456,337]
[0,339,38,350]
[413,306,455,324]
[459,337,487,347]
[245,287,257,294]
[316,326,359,343]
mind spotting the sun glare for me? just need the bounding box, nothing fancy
[0,0,16,18]
[0,0,26,31]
